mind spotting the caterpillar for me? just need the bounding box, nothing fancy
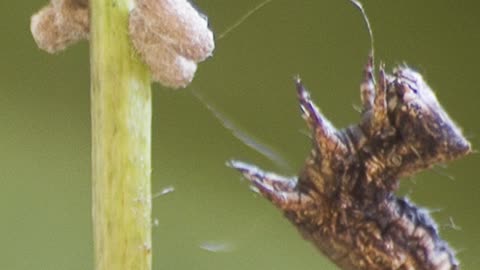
[230,57,471,269]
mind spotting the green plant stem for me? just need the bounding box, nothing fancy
[90,1,152,270]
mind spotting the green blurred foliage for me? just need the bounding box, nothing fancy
[1,0,479,269]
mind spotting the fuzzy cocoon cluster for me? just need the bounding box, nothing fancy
[129,0,214,88]
[30,0,214,88]
[31,0,89,53]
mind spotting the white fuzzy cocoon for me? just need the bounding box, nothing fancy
[31,0,89,53]
[129,0,215,88]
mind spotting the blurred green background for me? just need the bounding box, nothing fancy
[1,0,479,269]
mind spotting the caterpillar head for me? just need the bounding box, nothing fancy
[385,67,471,173]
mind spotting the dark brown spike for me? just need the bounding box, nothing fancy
[228,160,313,211]
[295,77,322,129]
[372,62,389,130]
[360,53,375,112]
[295,78,347,154]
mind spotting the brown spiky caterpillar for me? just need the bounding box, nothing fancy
[230,55,471,270]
